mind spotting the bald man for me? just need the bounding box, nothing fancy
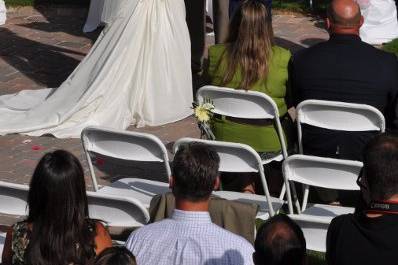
[254,214,306,265]
[289,0,398,163]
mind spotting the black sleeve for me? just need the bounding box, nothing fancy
[390,56,398,132]
[326,216,341,265]
[285,57,296,108]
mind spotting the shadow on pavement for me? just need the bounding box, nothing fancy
[0,28,87,87]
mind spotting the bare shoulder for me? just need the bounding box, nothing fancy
[93,221,112,254]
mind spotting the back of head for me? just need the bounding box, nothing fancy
[94,247,136,265]
[27,150,94,265]
[327,0,363,33]
[254,214,306,265]
[222,0,273,90]
[172,143,220,202]
[363,134,398,201]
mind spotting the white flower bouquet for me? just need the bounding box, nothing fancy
[192,99,216,140]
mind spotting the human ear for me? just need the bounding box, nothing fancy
[169,175,175,189]
[326,18,331,30]
[214,176,220,191]
[359,16,364,27]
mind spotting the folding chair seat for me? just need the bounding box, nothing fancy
[173,137,284,220]
[81,127,171,208]
[282,154,362,252]
[197,85,289,198]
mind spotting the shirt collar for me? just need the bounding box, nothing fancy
[329,33,362,42]
[172,209,212,224]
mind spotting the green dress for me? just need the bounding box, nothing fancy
[207,44,291,152]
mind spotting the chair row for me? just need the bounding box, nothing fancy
[196,85,384,201]
[0,129,362,254]
[80,126,364,252]
[196,85,383,251]
[197,85,386,156]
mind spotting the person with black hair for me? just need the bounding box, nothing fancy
[254,214,306,265]
[94,247,136,265]
[1,150,112,265]
[125,143,254,265]
[327,134,398,265]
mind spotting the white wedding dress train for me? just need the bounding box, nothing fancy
[0,0,193,138]
[0,0,6,25]
[359,0,398,44]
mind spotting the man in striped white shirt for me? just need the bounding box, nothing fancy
[125,143,254,265]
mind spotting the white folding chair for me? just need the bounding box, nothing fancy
[282,154,363,252]
[0,181,149,250]
[0,181,29,217]
[197,85,288,163]
[0,181,29,262]
[81,127,170,208]
[296,99,385,154]
[0,232,5,263]
[87,191,149,228]
[296,100,384,205]
[197,85,289,199]
[173,137,284,219]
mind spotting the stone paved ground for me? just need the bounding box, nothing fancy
[0,8,328,189]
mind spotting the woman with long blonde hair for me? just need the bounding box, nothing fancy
[207,0,292,193]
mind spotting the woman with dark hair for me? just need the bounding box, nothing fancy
[1,150,112,265]
[94,247,136,265]
[207,0,291,156]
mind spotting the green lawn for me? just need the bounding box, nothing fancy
[308,251,326,265]
[6,0,34,6]
[383,38,398,56]
[273,0,330,13]
[6,0,329,11]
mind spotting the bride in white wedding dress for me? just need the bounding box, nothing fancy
[0,0,193,138]
[357,0,398,44]
[0,0,6,25]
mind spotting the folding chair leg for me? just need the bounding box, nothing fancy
[302,184,310,211]
[290,182,301,214]
[279,184,286,200]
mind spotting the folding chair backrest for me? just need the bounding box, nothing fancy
[0,181,28,216]
[81,127,171,190]
[197,86,288,157]
[0,181,149,232]
[87,191,149,227]
[173,137,276,216]
[174,138,262,173]
[296,100,385,153]
[197,85,279,119]
[282,154,362,213]
[283,155,362,190]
